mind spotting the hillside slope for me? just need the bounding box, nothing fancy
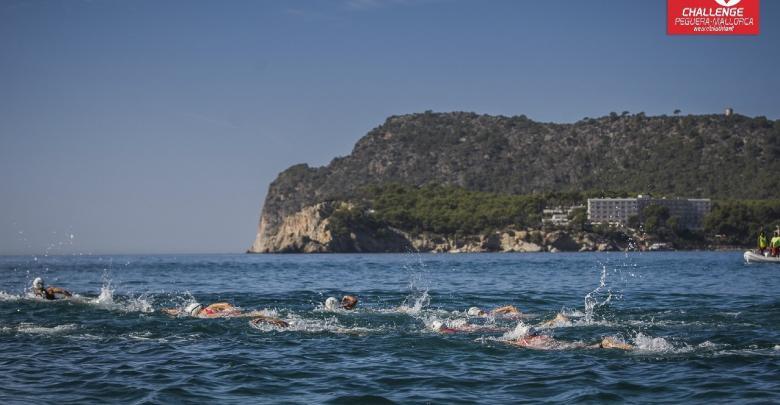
[250,111,780,252]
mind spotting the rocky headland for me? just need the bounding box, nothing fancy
[249,111,780,253]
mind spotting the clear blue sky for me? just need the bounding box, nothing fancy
[1,0,778,254]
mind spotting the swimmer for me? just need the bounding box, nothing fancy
[538,313,571,328]
[596,336,634,350]
[506,327,560,349]
[31,277,72,300]
[506,327,634,351]
[467,305,522,317]
[163,302,243,318]
[324,297,339,311]
[429,319,506,334]
[429,320,460,334]
[341,295,358,310]
[324,295,359,311]
[250,315,289,328]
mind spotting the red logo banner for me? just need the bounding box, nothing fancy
[668,0,760,35]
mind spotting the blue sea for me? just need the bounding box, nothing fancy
[0,252,778,403]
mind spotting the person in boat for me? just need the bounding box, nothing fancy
[163,302,243,318]
[467,305,522,317]
[506,327,633,351]
[31,277,72,300]
[771,231,780,257]
[758,230,768,255]
[324,295,359,311]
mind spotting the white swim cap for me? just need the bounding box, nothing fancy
[324,297,338,311]
[184,302,203,316]
[32,277,44,290]
[467,307,483,316]
[430,320,443,331]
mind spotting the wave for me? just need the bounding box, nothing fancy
[2,323,79,335]
[248,313,380,335]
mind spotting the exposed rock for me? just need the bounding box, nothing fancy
[596,242,617,252]
[545,231,580,252]
[249,203,624,253]
[499,232,543,252]
[249,203,333,253]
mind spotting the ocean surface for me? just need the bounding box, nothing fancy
[0,252,778,403]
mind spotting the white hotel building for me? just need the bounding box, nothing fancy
[587,195,711,229]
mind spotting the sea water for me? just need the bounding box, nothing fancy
[0,252,778,402]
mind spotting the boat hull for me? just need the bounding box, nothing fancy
[743,251,780,263]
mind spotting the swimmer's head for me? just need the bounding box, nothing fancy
[324,297,338,311]
[467,307,484,317]
[184,302,203,316]
[32,277,44,291]
[430,320,444,332]
[525,326,540,337]
[341,295,358,310]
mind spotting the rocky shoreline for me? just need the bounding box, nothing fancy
[248,202,730,254]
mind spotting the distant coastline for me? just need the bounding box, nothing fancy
[249,111,780,253]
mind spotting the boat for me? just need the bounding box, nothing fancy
[743,250,780,263]
[649,243,673,251]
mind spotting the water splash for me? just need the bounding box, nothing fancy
[499,322,535,341]
[631,332,692,354]
[398,289,430,314]
[396,250,431,315]
[0,291,23,301]
[249,313,379,335]
[87,276,153,313]
[95,275,114,305]
[584,264,612,324]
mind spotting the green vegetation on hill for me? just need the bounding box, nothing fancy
[326,184,780,248]
[704,200,780,246]
[261,112,780,227]
[367,184,544,235]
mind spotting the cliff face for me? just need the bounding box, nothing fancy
[250,202,412,253]
[250,203,334,253]
[249,111,780,253]
[249,202,619,253]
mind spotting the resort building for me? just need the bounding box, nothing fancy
[587,198,639,226]
[542,205,585,226]
[587,195,711,229]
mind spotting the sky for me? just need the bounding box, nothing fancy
[1,0,778,255]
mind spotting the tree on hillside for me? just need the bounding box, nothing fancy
[642,204,671,236]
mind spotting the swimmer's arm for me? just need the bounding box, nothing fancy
[205,303,234,311]
[492,305,520,315]
[47,287,72,297]
[161,308,181,316]
[598,337,634,350]
[251,316,289,328]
